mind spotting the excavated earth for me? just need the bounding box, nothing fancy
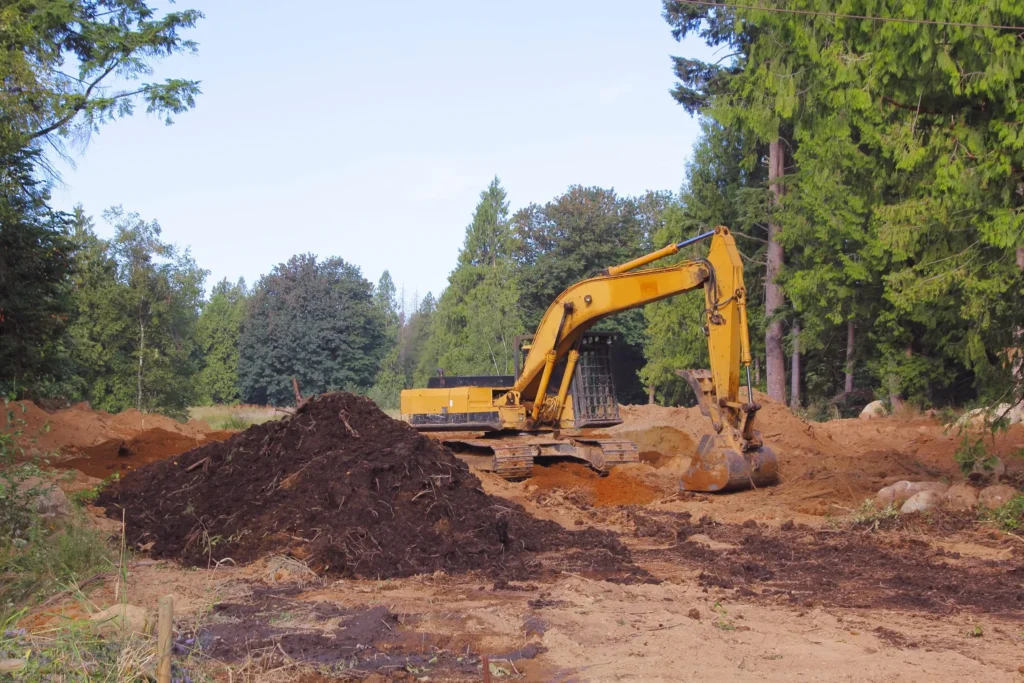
[97,393,650,582]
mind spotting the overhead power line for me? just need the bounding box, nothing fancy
[675,0,1024,32]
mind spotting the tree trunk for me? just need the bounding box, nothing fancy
[844,320,855,394]
[790,321,801,409]
[765,138,787,402]
[754,357,760,385]
[889,343,912,414]
[1015,249,1023,382]
[137,320,145,411]
[648,385,656,405]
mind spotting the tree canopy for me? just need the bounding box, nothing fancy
[237,255,386,406]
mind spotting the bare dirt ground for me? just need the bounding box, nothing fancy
[20,395,1024,681]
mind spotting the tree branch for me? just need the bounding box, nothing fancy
[28,58,123,141]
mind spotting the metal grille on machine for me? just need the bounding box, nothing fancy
[572,334,621,426]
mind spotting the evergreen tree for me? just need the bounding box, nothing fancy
[237,254,386,406]
[0,150,76,399]
[0,1,202,157]
[418,179,525,382]
[196,278,248,405]
[368,271,404,410]
[406,293,436,387]
[641,122,768,404]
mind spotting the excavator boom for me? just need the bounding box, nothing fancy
[401,226,779,492]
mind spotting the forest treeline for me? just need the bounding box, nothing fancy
[1,1,1022,418]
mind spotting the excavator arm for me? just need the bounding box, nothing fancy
[507,225,776,491]
[513,227,750,424]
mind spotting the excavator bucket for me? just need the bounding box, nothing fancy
[677,369,779,492]
[681,434,778,492]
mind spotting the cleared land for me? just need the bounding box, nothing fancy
[11,394,1024,681]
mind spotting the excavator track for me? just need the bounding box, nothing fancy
[440,435,639,480]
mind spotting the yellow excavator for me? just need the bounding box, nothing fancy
[401,226,778,492]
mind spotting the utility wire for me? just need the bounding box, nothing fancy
[675,0,1024,32]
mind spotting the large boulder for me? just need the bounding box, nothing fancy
[944,483,979,510]
[876,481,948,508]
[901,490,944,514]
[978,484,1020,510]
[16,476,71,518]
[860,400,888,420]
[953,403,1021,429]
[968,455,1005,483]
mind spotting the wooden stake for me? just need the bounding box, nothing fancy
[157,595,173,683]
[482,654,491,683]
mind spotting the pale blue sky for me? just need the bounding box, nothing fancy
[50,1,713,307]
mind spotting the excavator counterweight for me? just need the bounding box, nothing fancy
[400,226,779,492]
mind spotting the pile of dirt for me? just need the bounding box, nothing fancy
[97,393,648,581]
[612,392,1024,507]
[527,462,664,507]
[5,400,213,454]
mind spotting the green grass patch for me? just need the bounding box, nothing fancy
[188,404,282,431]
[982,493,1024,532]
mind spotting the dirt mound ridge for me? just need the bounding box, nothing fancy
[98,393,644,581]
[5,400,211,454]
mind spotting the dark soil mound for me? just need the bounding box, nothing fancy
[98,393,645,581]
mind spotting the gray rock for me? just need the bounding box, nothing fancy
[900,490,944,514]
[860,400,887,420]
[876,480,947,508]
[944,483,979,510]
[978,484,1019,509]
[16,476,71,518]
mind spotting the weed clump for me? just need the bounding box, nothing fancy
[982,494,1024,532]
[0,401,112,616]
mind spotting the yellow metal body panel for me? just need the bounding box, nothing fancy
[400,386,497,419]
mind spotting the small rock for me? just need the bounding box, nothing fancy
[900,490,944,514]
[0,660,25,673]
[978,485,1019,509]
[876,481,911,508]
[687,608,700,620]
[877,481,947,508]
[90,604,154,636]
[944,483,979,510]
[16,476,72,518]
[860,400,887,420]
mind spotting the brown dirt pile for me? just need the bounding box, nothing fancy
[97,393,647,581]
[614,392,1024,505]
[5,400,212,454]
[528,462,662,506]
